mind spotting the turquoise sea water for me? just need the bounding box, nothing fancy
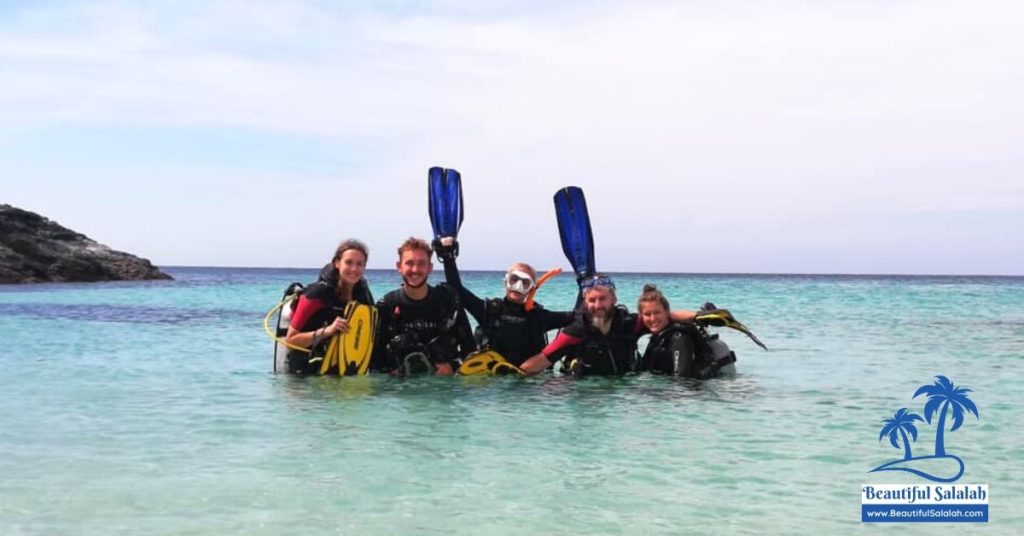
[2,267,1023,535]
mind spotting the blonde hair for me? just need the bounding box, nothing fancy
[507,262,536,279]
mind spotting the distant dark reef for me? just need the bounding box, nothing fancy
[0,204,172,284]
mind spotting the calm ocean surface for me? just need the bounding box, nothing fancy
[2,267,1022,535]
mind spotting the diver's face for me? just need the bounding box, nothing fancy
[504,270,535,304]
[583,286,616,319]
[334,249,366,286]
[506,288,526,304]
[640,301,669,334]
[397,249,431,289]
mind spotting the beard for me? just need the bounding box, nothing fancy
[505,290,526,303]
[402,275,427,289]
[589,311,612,334]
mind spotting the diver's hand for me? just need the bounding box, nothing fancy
[694,308,731,327]
[432,237,459,262]
[324,316,349,337]
[519,353,551,376]
[435,362,454,375]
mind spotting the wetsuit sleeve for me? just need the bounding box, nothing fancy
[441,252,463,287]
[441,255,486,323]
[534,308,575,331]
[289,295,326,331]
[540,330,584,358]
[440,284,477,360]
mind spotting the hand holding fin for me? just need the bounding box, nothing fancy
[695,308,768,350]
[432,237,459,263]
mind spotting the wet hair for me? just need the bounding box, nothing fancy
[397,237,432,259]
[332,239,368,301]
[334,239,368,263]
[506,262,537,280]
[637,283,670,312]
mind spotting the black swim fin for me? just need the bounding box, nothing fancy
[428,166,464,239]
[553,186,596,280]
[695,309,768,350]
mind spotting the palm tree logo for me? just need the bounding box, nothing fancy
[878,408,923,460]
[914,375,980,457]
[870,376,980,483]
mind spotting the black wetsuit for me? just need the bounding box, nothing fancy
[372,283,475,374]
[441,255,573,366]
[638,322,736,379]
[546,306,641,376]
[287,264,373,374]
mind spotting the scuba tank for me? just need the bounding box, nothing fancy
[694,331,737,378]
[272,282,305,374]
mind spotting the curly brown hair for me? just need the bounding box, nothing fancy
[396,237,432,259]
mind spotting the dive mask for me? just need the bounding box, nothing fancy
[504,270,535,294]
[580,273,615,291]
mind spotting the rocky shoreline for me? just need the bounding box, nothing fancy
[0,204,173,284]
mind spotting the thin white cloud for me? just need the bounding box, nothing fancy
[2,0,1022,273]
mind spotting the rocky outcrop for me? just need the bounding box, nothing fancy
[0,204,173,284]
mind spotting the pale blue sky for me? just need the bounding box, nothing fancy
[2,1,1021,275]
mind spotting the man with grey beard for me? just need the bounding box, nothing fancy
[519,274,695,377]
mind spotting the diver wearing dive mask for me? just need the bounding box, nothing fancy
[434,237,575,368]
[504,270,535,296]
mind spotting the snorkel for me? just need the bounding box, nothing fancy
[524,267,563,311]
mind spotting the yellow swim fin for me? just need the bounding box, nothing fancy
[341,303,377,376]
[458,350,499,375]
[491,361,526,376]
[458,350,524,377]
[320,331,341,375]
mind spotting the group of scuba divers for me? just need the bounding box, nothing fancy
[269,167,767,380]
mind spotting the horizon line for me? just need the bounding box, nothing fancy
[159,265,1024,279]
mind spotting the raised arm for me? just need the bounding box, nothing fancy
[434,237,486,322]
[670,309,696,323]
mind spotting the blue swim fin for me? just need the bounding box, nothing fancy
[428,166,464,239]
[553,186,596,280]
